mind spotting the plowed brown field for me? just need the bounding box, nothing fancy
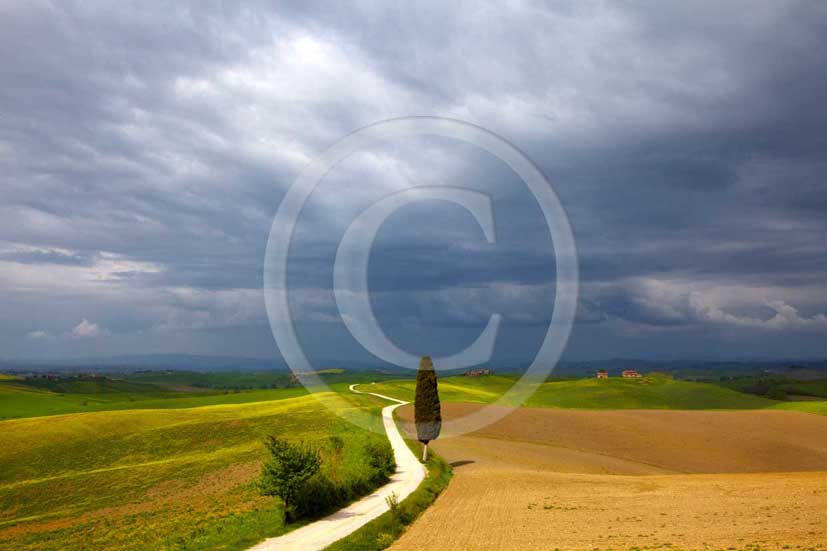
[392,404,827,551]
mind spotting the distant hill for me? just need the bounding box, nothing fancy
[550,359,827,380]
[526,374,777,410]
[3,355,827,381]
[0,354,288,372]
[0,354,420,374]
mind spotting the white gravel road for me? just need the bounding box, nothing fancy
[247,384,426,551]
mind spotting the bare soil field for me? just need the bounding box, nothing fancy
[393,404,827,551]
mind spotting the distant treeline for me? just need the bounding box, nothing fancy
[127,370,301,390]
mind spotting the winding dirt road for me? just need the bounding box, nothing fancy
[247,384,426,551]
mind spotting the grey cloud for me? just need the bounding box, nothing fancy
[0,247,94,267]
[1,1,827,360]
[588,277,827,332]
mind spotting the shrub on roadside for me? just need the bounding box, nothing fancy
[365,438,396,485]
[258,436,321,521]
[293,472,343,518]
[259,433,396,523]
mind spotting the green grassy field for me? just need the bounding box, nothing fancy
[525,374,778,409]
[4,368,826,551]
[368,373,789,410]
[0,386,393,551]
[366,375,516,404]
[0,368,411,421]
[771,400,827,416]
[0,379,310,421]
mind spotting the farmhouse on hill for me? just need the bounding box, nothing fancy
[622,369,642,378]
[464,368,492,377]
[596,370,609,379]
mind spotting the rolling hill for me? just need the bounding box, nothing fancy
[0,388,389,551]
[0,378,309,421]
[368,373,780,410]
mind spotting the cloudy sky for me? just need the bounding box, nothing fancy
[2,1,827,364]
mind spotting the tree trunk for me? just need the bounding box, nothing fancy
[421,442,429,462]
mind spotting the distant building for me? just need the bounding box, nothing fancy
[622,369,642,378]
[596,370,609,379]
[465,368,492,377]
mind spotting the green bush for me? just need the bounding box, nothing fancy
[365,439,395,484]
[259,433,396,524]
[258,436,321,521]
[292,473,343,518]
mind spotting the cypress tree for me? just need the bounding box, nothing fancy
[414,355,441,461]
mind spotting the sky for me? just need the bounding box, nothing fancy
[2,1,827,365]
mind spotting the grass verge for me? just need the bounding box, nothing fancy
[325,436,452,550]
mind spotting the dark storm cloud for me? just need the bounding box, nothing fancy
[1,1,827,360]
[0,247,94,267]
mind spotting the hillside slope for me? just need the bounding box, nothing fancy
[369,373,778,410]
[0,390,386,551]
[390,404,827,551]
[0,379,308,420]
